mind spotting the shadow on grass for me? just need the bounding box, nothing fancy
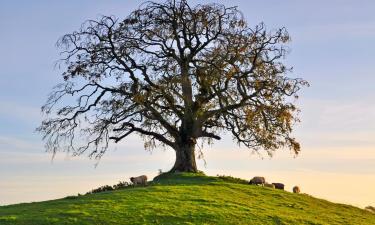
[152,172,219,185]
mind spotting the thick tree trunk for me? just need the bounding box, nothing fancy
[171,62,198,173]
[170,142,198,172]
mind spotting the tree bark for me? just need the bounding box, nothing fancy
[169,61,198,173]
[170,141,198,172]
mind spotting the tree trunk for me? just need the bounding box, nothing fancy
[170,141,198,172]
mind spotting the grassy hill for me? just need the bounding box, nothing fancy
[0,173,374,224]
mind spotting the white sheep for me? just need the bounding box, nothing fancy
[264,183,275,188]
[130,175,148,186]
[249,176,266,185]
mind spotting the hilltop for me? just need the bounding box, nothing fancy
[0,173,374,224]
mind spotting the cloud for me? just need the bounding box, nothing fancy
[0,101,41,123]
[294,22,375,43]
[296,98,375,136]
[0,136,42,153]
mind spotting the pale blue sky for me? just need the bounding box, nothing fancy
[0,0,374,207]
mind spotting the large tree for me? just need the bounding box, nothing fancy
[38,0,308,172]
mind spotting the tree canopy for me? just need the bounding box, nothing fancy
[38,0,308,172]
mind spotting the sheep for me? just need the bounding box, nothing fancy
[365,206,375,213]
[272,183,285,190]
[264,183,275,188]
[130,175,148,186]
[249,176,266,185]
[293,186,300,193]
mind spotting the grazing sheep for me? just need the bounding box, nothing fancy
[365,206,375,213]
[272,183,285,190]
[249,176,266,185]
[130,175,148,186]
[264,183,275,188]
[293,186,300,193]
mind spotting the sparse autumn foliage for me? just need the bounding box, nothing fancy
[38,0,308,172]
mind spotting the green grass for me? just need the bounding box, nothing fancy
[0,172,374,224]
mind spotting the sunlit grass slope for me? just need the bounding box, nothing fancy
[0,173,374,224]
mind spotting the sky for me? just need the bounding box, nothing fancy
[0,0,374,208]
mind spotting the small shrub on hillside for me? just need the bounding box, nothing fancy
[216,175,248,184]
[86,181,133,195]
[64,195,79,200]
[86,185,114,194]
[113,181,131,189]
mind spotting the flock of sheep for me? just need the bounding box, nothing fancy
[129,174,300,194]
[249,176,301,193]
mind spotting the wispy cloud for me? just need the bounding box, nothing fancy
[0,136,42,153]
[295,22,375,42]
[297,98,375,134]
[0,101,41,123]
